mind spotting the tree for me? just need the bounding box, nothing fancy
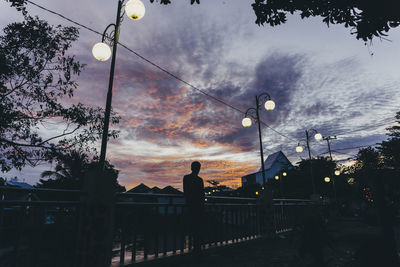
[0,12,119,172]
[147,0,400,42]
[37,150,126,192]
[251,0,400,42]
[378,111,400,170]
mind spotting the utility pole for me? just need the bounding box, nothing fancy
[323,135,337,160]
[323,135,338,206]
[305,130,316,195]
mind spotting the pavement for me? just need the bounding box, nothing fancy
[128,217,387,267]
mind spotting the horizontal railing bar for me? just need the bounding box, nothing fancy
[272,198,314,202]
[115,202,257,207]
[0,200,81,206]
[0,186,85,194]
[207,196,257,201]
[273,203,318,206]
[119,192,258,201]
[117,192,183,197]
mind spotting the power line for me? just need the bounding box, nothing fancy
[333,143,379,151]
[26,0,297,143]
[335,119,396,136]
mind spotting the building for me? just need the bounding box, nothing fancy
[122,183,184,215]
[241,151,293,187]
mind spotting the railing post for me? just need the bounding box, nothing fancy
[75,167,115,267]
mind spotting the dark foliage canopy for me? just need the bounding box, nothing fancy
[37,150,126,192]
[152,0,399,42]
[251,0,400,41]
[0,8,119,172]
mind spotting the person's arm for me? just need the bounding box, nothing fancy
[200,179,205,205]
[183,176,188,203]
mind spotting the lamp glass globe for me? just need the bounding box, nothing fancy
[264,100,275,111]
[314,133,323,141]
[274,175,279,180]
[324,177,331,183]
[125,0,145,20]
[334,170,340,176]
[296,145,303,153]
[242,117,252,127]
[282,172,287,176]
[92,42,111,61]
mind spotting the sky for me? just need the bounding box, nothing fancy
[1,0,400,190]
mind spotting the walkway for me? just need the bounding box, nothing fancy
[128,218,382,267]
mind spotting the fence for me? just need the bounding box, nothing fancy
[0,186,83,267]
[0,187,322,267]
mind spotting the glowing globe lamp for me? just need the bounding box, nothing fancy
[314,133,323,141]
[282,172,287,176]
[296,145,303,153]
[92,42,112,61]
[334,170,340,176]
[242,117,252,127]
[264,100,275,111]
[324,177,331,183]
[125,0,145,20]
[274,175,279,180]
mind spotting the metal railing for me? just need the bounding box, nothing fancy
[0,186,83,267]
[111,193,321,265]
[0,187,322,267]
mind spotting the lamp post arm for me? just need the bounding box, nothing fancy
[244,107,258,120]
[99,0,123,170]
[256,93,272,109]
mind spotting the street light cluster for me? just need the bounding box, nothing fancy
[241,99,275,128]
[241,93,276,188]
[92,0,145,62]
[91,0,146,170]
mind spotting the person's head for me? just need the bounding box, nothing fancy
[191,161,201,175]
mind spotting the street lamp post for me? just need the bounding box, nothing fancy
[323,135,338,204]
[242,93,275,188]
[296,129,322,196]
[92,0,145,170]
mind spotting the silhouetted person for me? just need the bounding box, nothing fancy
[183,161,205,253]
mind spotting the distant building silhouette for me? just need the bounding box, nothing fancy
[126,183,151,193]
[123,183,183,215]
[241,151,293,187]
[126,183,183,195]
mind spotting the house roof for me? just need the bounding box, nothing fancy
[126,183,150,193]
[258,151,292,172]
[149,186,161,194]
[126,184,182,195]
[6,179,34,189]
[160,186,183,195]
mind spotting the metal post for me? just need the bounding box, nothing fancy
[99,0,123,170]
[325,136,338,204]
[306,130,316,195]
[255,96,266,188]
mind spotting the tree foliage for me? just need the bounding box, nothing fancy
[146,0,400,42]
[251,0,400,41]
[0,12,119,172]
[37,150,126,192]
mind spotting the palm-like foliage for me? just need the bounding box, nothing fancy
[38,150,89,190]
